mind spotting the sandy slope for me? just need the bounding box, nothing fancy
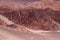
[0,27,60,40]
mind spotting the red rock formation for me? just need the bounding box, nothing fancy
[0,19,5,25]
[0,1,60,32]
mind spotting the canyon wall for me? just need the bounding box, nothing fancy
[0,1,60,31]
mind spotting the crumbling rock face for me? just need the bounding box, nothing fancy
[0,8,37,26]
[0,7,60,31]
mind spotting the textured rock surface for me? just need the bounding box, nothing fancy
[0,6,60,31]
[0,1,60,31]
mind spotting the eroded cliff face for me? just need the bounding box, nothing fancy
[0,6,60,31]
[0,1,60,32]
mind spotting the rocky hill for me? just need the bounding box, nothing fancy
[0,1,60,32]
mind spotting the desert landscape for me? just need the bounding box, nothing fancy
[0,0,60,40]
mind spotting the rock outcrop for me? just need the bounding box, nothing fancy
[0,1,60,32]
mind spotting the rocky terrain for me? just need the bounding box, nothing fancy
[0,0,60,33]
[0,0,60,40]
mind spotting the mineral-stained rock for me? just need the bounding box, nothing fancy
[0,19,5,25]
[0,5,60,31]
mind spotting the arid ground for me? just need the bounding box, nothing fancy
[0,0,60,40]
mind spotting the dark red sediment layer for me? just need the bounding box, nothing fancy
[0,4,60,31]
